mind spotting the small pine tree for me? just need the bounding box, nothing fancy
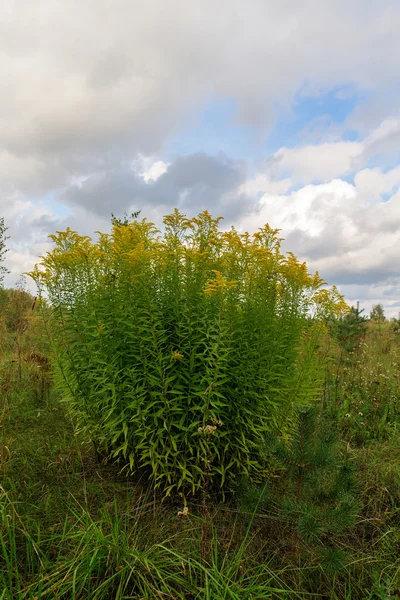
[238,406,359,570]
[332,306,368,352]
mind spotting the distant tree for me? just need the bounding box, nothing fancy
[0,217,9,286]
[111,210,141,226]
[370,303,385,323]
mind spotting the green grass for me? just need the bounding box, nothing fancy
[0,322,399,598]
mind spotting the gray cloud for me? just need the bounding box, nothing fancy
[323,266,400,287]
[284,225,400,288]
[283,227,349,261]
[60,153,252,221]
[1,0,400,195]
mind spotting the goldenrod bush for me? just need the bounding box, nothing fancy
[30,210,346,496]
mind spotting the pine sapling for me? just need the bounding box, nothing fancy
[239,405,360,572]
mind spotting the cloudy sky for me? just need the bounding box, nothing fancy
[2,0,400,315]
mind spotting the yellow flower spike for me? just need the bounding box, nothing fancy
[204,270,238,295]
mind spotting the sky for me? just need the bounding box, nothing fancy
[2,0,400,316]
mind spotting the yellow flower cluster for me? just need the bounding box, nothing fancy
[28,209,346,320]
[203,270,238,296]
[198,424,217,435]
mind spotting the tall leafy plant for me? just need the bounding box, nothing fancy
[30,210,346,496]
[0,217,9,287]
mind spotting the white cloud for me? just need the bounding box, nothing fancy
[238,172,400,316]
[354,166,400,199]
[360,117,400,162]
[239,179,358,240]
[266,115,400,186]
[141,160,168,182]
[270,142,362,183]
[239,173,292,196]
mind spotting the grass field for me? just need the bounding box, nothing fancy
[0,293,399,599]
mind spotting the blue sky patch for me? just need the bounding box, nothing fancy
[164,86,367,165]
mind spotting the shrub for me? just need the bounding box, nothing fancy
[4,282,35,333]
[30,210,346,497]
